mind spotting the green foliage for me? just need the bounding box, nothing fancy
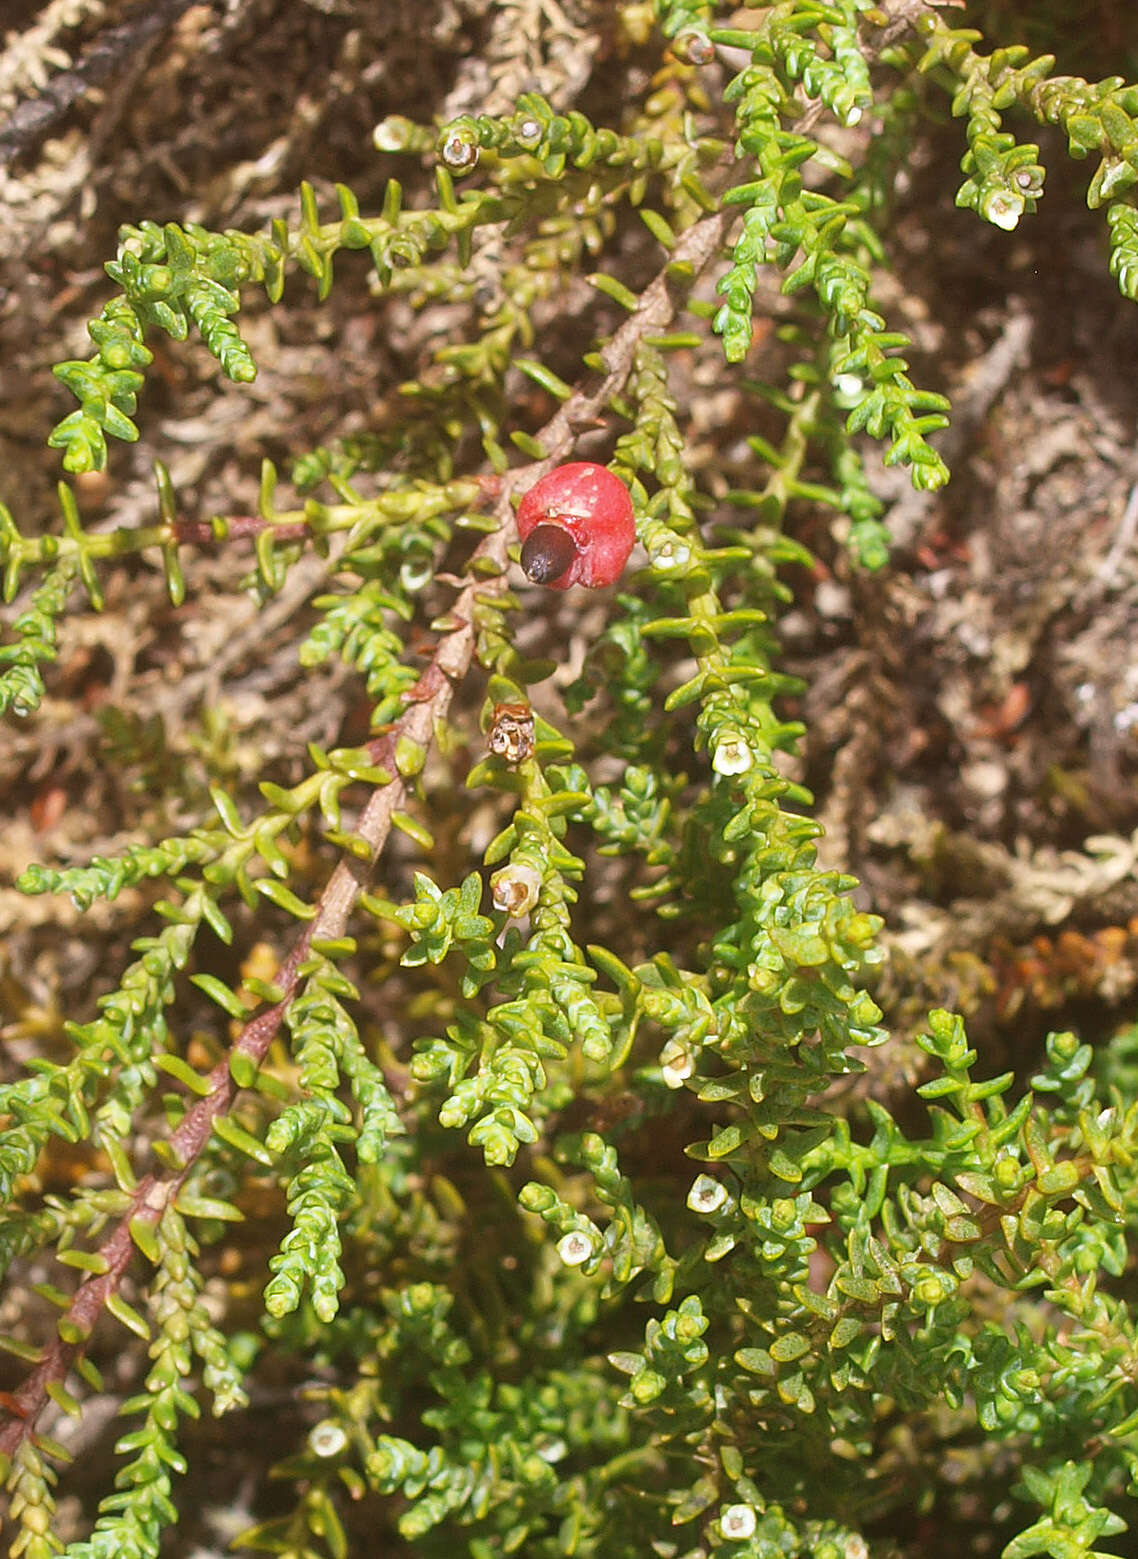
[3,3,1138,1557]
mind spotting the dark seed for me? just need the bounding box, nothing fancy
[521,522,578,584]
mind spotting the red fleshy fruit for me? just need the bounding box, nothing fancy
[516,462,636,590]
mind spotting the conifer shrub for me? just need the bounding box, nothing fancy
[3,2,1138,1555]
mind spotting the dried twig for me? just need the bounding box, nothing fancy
[0,0,207,169]
[1090,478,1138,594]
